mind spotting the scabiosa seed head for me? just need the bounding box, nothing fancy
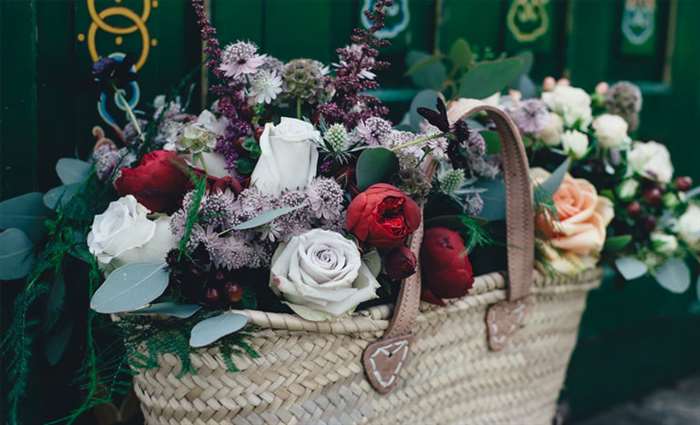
[605,81,642,131]
[439,168,466,194]
[324,123,349,152]
[506,99,549,135]
[397,167,432,201]
[282,59,325,101]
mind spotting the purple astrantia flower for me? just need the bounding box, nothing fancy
[506,99,549,135]
[306,177,344,221]
[354,117,392,146]
[219,41,265,80]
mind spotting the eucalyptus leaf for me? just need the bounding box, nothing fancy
[534,158,571,204]
[449,38,472,70]
[43,184,81,210]
[132,302,202,319]
[653,258,691,293]
[405,51,447,91]
[189,313,249,348]
[615,256,648,281]
[474,178,506,221]
[0,228,34,280]
[604,235,632,252]
[458,57,527,99]
[409,89,441,131]
[90,262,169,314]
[355,147,399,191]
[363,249,382,278]
[0,192,51,243]
[231,205,303,231]
[516,75,537,99]
[56,158,91,185]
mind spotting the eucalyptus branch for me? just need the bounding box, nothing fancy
[390,132,446,152]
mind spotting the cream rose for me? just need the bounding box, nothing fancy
[592,114,629,149]
[561,130,589,159]
[87,195,175,274]
[542,85,592,128]
[251,117,320,195]
[628,141,674,183]
[538,112,564,146]
[532,169,614,256]
[270,229,380,321]
[675,204,700,250]
[650,232,679,255]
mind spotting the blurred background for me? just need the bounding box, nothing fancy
[2,0,700,423]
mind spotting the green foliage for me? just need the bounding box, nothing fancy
[424,214,492,252]
[355,148,400,190]
[178,172,207,259]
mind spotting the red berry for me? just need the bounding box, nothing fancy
[626,201,642,216]
[224,282,244,303]
[642,216,657,232]
[675,176,693,191]
[204,287,220,304]
[254,126,264,141]
[643,187,663,206]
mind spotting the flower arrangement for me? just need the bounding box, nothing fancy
[1,3,697,424]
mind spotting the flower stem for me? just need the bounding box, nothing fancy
[112,83,144,142]
[390,132,445,152]
[296,98,302,119]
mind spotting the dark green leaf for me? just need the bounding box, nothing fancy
[481,131,502,154]
[45,319,74,366]
[355,148,400,191]
[449,38,473,70]
[190,313,249,348]
[0,228,34,280]
[45,273,65,331]
[90,262,169,313]
[604,235,632,252]
[0,192,51,243]
[235,158,254,175]
[56,158,91,185]
[458,57,527,99]
[405,51,447,90]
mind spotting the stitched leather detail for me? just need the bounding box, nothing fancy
[363,335,413,394]
[486,296,534,351]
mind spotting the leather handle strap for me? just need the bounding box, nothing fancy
[363,101,535,393]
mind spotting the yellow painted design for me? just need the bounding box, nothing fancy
[77,33,86,42]
[84,0,154,70]
[507,0,550,43]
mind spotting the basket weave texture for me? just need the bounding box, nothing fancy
[133,268,601,425]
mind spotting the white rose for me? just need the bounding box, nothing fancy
[561,130,589,159]
[538,112,564,146]
[593,114,629,149]
[251,117,320,195]
[650,232,679,255]
[628,141,674,183]
[542,85,592,128]
[87,195,175,274]
[675,204,700,250]
[270,229,380,321]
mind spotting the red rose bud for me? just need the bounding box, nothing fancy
[675,176,693,191]
[114,150,190,213]
[224,282,244,303]
[643,187,662,206]
[420,227,474,300]
[626,201,642,217]
[384,246,417,280]
[346,183,421,248]
[204,287,220,304]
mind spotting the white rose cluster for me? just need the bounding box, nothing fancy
[542,85,592,128]
[87,195,175,274]
[561,130,589,159]
[627,141,674,183]
[270,229,380,321]
[592,114,629,149]
[675,204,700,250]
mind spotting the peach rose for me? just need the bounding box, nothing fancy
[531,168,614,256]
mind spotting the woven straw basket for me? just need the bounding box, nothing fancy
[131,104,603,425]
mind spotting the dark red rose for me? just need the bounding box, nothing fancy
[420,227,474,304]
[384,246,417,280]
[346,183,421,248]
[115,150,190,213]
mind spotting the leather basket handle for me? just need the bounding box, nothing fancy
[363,101,535,394]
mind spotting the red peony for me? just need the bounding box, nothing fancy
[346,183,421,248]
[420,227,474,304]
[115,150,190,213]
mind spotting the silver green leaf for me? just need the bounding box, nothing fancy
[132,302,202,319]
[653,258,691,293]
[615,256,648,281]
[0,192,51,243]
[0,228,34,280]
[90,262,169,314]
[231,205,303,231]
[189,313,249,348]
[56,158,91,185]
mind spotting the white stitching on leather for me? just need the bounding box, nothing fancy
[368,340,410,388]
